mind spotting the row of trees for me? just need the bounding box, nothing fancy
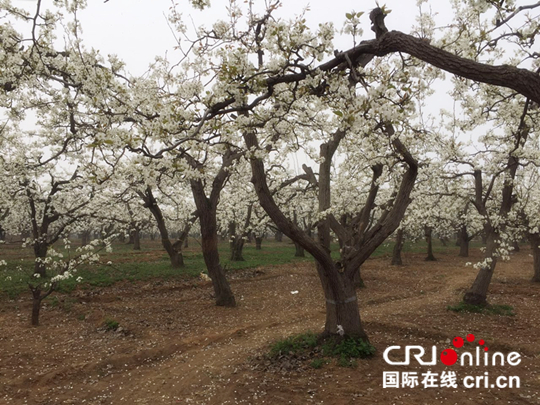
[1,0,539,337]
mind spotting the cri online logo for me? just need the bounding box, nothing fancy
[383,334,521,367]
[442,334,485,366]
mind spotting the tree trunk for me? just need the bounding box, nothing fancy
[463,231,498,305]
[229,222,245,261]
[164,241,184,268]
[200,212,236,306]
[140,188,185,269]
[424,226,437,261]
[230,240,245,261]
[391,228,404,266]
[512,241,520,253]
[132,229,141,250]
[481,233,487,245]
[458,226,469,257]
[81,230,90,246]
[353,267,365,288]
[33,243,48,277]
[294,241,305,257]
[255,236,262,250]
[275,230,283,242]
[319,266,368,340]
[191,179,236,307]
[528,233,540,282]
[170,248,184,268]
[31,291,42,326]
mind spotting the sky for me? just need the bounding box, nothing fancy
[9,0,457,172]
[12,0,453,76]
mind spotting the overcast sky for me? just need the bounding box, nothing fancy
[12,0,452,76]
[10,0,459,171]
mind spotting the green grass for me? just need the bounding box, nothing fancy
[321,335,376,359]
[0,236,484,300]
[269,331,319,357]
[268,331,375,369]
[0,238,312,299]
[103,318,120,331]
[310,358,329,369]
[447,302,515,316]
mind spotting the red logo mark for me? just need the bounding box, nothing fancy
[444,333,490,365]
[440,348,458,366]
[452,336,464,348]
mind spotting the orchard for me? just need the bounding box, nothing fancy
[1,0,539,403]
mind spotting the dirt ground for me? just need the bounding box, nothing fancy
[1,247,540,405]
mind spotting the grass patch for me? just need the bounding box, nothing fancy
[0,237,487,301]
[447,302,515,316]
[103,318,120,331]
[310,358,329,369]
[269,331,318,357]
[268,331,375,369]
[321,335,376,359]
[0,239,312,299]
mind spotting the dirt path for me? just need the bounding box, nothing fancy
[1,249,539,404]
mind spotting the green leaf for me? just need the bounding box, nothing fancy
[333,110,344,117]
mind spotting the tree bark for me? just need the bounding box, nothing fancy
[320,266,368,340]
[528,233,540,282]
[139,187,186,269]
[424,226,437,261]
[132,228,141,251]
[81,230,90,246]
[391,228,405,266]
[275,230,283,242]
[31,292,42,327]
[463,231,498,305]
[353,268,365,288]
[294,241,305,257]
[33,243,48,277]
[255,236,262,250]
[30,283,55,326]
[458,226,470,257]
[292,212,305,257]
[229,222,245,261]
[191,178,236,307]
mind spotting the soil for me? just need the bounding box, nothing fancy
[1,247,540,405]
